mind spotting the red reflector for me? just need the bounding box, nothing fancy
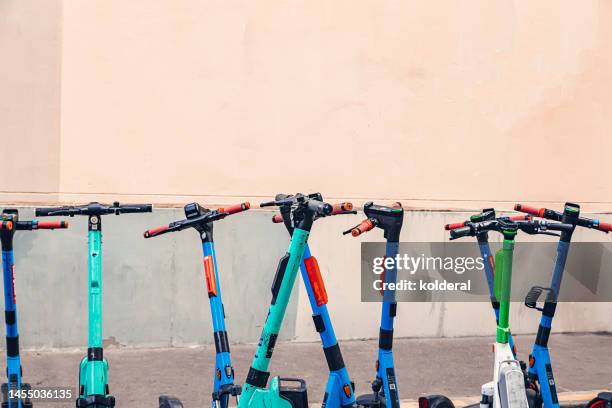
[343,384,351,398]
[304,256,328,306]
[418,397,429,408]
[204,256,218,297]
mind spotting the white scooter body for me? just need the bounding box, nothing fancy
[481,341,528,408]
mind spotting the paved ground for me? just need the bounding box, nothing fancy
[19,333,612,407]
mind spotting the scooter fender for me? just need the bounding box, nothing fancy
[78,356,109,396]
[244,377,293,408]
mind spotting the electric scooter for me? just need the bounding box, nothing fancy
[345,203,455,408]
[429,217,574,408]
[271,195,358,408]
[238,193,335,408]
[513,203,612,408]
[444,210,531,362]
[0,210,69,408]
[143,201,251,408]
[342,202,406,408]
[35,202,152,408]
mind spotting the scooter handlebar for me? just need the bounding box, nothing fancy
[445,221,466,231]
[449,226,473,239]
[596,221,612,232]
[116,204,153,214]
[331,202,354,215]
[35,206,74,217]
[218,202,250,215]
[34,220,69,230]
[349,219,375,237]
[143,225,172,238]
[308,200,333,216]
[445,215,530,231]
[514,204,543,217]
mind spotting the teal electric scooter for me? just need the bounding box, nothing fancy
[238,193,334,408]
[35,202,152,408]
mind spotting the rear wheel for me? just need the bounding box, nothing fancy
[418,395,455,408]
[586,398,610,408]
[159,395,184,408]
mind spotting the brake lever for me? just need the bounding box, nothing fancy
[342,224,359,235]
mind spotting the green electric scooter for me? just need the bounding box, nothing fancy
[238,193,335,408]
[35,202,152,408]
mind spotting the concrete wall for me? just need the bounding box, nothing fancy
[3,206,611,349]
[1,1,612,348]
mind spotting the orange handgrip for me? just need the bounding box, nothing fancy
[331,202,353,215]
[514,204,544,217]
[219,202,250,215]
[203,256,218,297]
[351,219,375,237]
[143,225,169,238]
[445,222,466,231]
[37,220,69,229]
[0,221,13,231]
[304,256,328,306]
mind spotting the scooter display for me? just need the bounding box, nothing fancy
[431,217,574,408]
[513,203,612,408]
[238,193,334,408]
[35,202,152,408]
[0,210,69,408]
[271,196,358,408]
[143,201,251,408]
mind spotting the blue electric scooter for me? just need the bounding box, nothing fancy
[343,202,431,408]
[271,195,358,408]
[514,203,612,408]
[144,201,250,408]
[0,209,68,408]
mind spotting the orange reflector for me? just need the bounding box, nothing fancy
[343,384,351,398]
[304,256,328,306]
[529,355,535,368]
[204,256,218,297]
[375,360,379,371]
[512,345,517,355]
[491,344,495,353]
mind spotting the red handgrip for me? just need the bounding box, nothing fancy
[143,225,169,238]
[596,221,612,232]
[509,215,532,221]
[514,204,544,217]
[351,219,375,237]
[219,202,250,215]
[37,220,69,229]
[0,221,13,231]
[272,214,284,223]
[445,222,466,231]
[331,202,353,215]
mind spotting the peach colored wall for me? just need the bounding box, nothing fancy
[2,1,612,211]
[0,0,62,203]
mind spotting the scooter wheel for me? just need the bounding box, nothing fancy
[586,398,611,408]
[418,395,455,408]
[159,395,184,408]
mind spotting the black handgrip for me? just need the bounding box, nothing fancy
[117,204,153,214]
[546,222,574,232]
[308,200,332,216]
[35,207,73,217]
[449,226,473,240]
